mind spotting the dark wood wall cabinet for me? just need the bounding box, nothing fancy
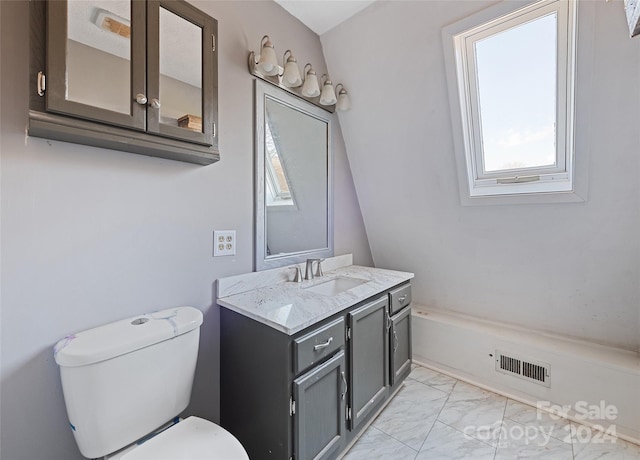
[29,0,219,165]
[220,282,412,460]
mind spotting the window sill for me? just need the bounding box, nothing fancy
[459,188,587,206]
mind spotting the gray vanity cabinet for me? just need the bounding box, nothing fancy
[29,0,219,165]
[390,306,412,386]
[293,351,346,460]
[220,281,412,460]
[389,284,413,387]
[347,295,389,430]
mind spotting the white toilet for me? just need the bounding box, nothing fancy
[54,306,249,460]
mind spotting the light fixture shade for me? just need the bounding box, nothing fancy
[335,84,351,111]
[319,75,337,106]
[336,90,351,111]
[301,65,320,97]
[257,36,279,76]
[282,51,302,87]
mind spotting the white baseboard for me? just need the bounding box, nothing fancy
[411,306,640,445]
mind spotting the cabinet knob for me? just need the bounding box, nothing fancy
[135,93,148,105]
[150,98,161,109]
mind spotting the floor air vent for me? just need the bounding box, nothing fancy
[495,351,550,387]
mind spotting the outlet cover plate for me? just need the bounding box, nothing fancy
[213,230,236,256]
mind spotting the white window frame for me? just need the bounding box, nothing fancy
[443,0,586,204]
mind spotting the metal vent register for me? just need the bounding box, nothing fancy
[495,351,550,387]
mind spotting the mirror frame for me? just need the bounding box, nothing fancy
[255,80,334,271]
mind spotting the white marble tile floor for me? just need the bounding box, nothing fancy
[342,364,640,460]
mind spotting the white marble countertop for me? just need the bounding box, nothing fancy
[217,264,414,335]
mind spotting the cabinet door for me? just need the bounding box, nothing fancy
[348,296,389,430]
[390,307,412,387]
[46,0,146,130]
[293,351,347,460]
[146,0,216,147]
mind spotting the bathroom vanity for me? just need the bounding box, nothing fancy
[217,257,413,460]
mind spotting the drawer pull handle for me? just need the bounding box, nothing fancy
[313,337,333,351]
[398,295,407,303]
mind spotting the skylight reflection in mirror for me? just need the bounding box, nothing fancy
[265,121,295,207]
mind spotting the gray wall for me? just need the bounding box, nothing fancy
[322,0,640,351]
[0,1,372,459]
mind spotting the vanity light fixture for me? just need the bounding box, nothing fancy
[301,64,321,98]
[319,75,337,106]
[256,35,279,76]
[335,84,351,112]
[247,35,350,112]
[282,50,302,88]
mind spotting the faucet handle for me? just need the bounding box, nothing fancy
[291,266,303,283]
[314,258,324,277]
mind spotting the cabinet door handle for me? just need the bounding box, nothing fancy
[340,371,347,400]
[37,71,46,96]
[393,330,399,352]
[313,337,333,351]
[135,93,148,105]
[150,98,161,109]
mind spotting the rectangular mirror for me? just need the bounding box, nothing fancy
[66,0,132,114]
[255,80,333,271]
[158,5,202,131]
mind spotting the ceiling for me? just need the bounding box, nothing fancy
[274,0,376,35]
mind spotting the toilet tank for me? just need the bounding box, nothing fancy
[54,307,203,459]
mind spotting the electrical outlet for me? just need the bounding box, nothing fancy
[213,230,236,256]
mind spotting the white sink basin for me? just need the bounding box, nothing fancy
[304,276,368,296]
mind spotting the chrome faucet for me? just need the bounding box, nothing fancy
[291,265,304,283]
[305,259,324,280]
[305,259,316,280]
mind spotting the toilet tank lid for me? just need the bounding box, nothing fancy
[54,306,203,367]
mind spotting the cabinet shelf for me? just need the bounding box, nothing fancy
[29,110,219,165]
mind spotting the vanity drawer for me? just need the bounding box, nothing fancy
[294,317,345,375]
[389,284,412,315]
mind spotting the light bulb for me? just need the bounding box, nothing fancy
[319,75,337,105]
[336,89,351,111]
[282,50,302,87]
[257,36,279,76]
[301,64,320,97]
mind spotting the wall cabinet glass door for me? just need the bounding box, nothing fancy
[45,0,216,148]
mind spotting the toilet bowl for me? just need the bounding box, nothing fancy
[108,417,248,460]
[54,307,249,460]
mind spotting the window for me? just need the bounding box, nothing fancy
[444,0,581,202]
